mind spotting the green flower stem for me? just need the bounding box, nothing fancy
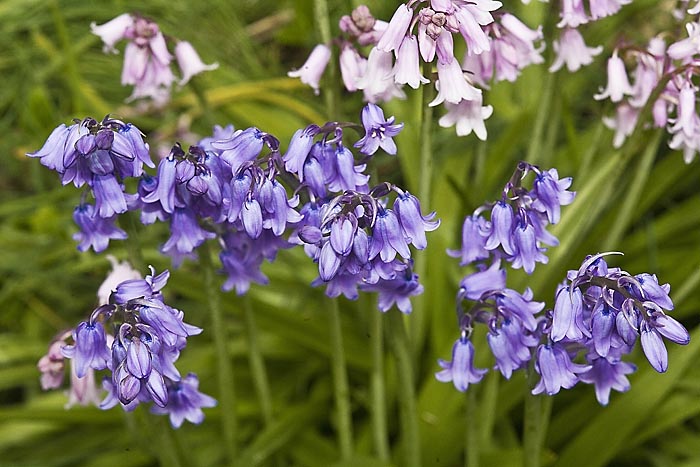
[387,311,421,467]
[369,300,390,461]
[410,62,435,354]
[523,375,552,467]
[243,293,274,425]
[313,0,339,119]
[200,241,238,464]
[525,72,555,165]
[466,388,479,467]
[328,297,354,459]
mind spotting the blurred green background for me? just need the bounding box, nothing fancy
[2,0,700,466]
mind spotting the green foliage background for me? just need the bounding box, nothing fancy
[2,0,700,466]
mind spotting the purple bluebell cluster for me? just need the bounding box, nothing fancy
[544,253,689,404]
[28,103,433,313]
[448,162,575,274]
[436,252,690,405]
[49,267,216,426]
[286,115,437,312]
[28,116,153,252]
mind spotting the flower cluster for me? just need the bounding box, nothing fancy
[289,2,545,139]
[448,162,575,274]
[91,13,218,103]
[548,0,632,73]
[436,252,690,405]
[38,263,216,427]
[284,110,437,312]
[28,103,435,314]
[596,17,700,163]
[27,116,153,252]
[295,184,437,312]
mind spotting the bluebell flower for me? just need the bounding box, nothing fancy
[458,261,506,301]
[393,190,440,250]
[487,317,538,379]
[283,125,319,175]
[435,337,488,392]
[360,261,423,313]
[531,168,575,224]
[51,266,212,425]
[28,116,151,188]
[579,350,636,406]
[72,203,127,253]
[61,320,112,378]
[532,343,591,396]
[151,373,217,428]
[484,200,516,255]
[219,231,270,295]
[353,103,404,155]
[550,283,588,342]
[453,163,576,273]
[213,127,266,172]
[369,208,411,262]
[447,214,491,265]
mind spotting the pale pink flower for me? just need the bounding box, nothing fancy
[339,44,367,91]
[175,41,219,85]
[394,36,430,89]
[288,44,332,95]
[429,59,481,106]
[376,4,413,53]
[549,28,602,73]
[91,13,134,53]
[594,50,633,102]
[603,103,639,148]
[438,96,494,139]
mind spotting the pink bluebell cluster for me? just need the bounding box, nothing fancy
[288,2,545,139]
[91,13,218,103]
[596,10,700,163]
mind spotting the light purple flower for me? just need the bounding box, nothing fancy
[435,338,488,391]
[354,103,404,155]
[579,355,635,406]
[62,321,111,378]
[151,373,216,428]
[594,50,633,103]
[394,36,429,89]
[376,4,413,53]
[532,343,591,395]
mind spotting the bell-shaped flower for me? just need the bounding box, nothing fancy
[288,44,332,95]
[175,41,218,85]
[435,338,488,391]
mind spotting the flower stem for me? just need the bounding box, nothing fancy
[523,377,552,467]
[410,62,435,354]
[242,293,274,425]
[465,388,479,467]
[387,310,421,467]
[200,241,237,464]
[328,297,354,459]
[369,300,390,461]
[313,0,339,119]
